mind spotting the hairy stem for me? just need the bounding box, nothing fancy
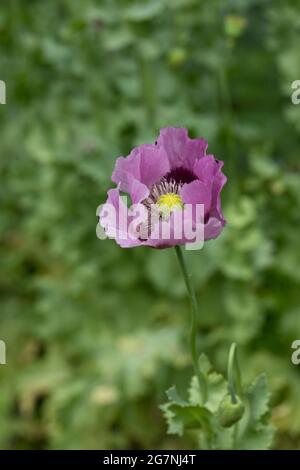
[175,245,207,403]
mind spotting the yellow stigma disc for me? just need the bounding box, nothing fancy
[157,193,183,212]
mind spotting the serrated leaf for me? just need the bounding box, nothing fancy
[210,424,235,450]
[247,374,271,422]
[161,385,211,436]
[189,355,228,413]
[166,385,188,406]
[235,374,275,450]
[237,423,275,450]
[161,402,211,436]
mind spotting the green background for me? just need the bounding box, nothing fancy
[1,0,300,449]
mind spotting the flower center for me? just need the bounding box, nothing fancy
[139,168,193,239]
[157,192,183,211]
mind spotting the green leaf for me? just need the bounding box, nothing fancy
[237,423,275,450]
[189,355,228,413]
[166,385,188,406]
[235,374,275,450]
[161,386,211,436]
[247,374,271,422]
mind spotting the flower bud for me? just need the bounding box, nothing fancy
[218,394,245,428]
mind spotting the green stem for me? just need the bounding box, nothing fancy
[227,343,242,450]
[175,245,207,403]
[227,342,242,403]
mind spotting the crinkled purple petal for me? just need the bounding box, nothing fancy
[210,171,227,224]
[126,174,149,204]
[204,217,225,240]
[157,127,208,170]
[99,188,144,248]
[193,155,219,182]
[180,179,212,218]
[112,144,169,192]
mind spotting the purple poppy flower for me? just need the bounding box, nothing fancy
[99,127,227,248]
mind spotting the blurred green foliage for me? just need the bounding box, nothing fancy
[1,0,300,450]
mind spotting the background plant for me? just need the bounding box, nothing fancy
[1,0,300,449]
